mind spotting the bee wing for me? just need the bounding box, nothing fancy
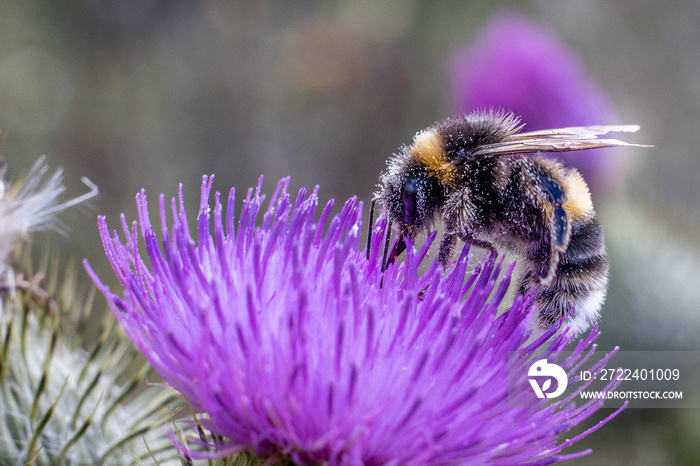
[471,125,652,157]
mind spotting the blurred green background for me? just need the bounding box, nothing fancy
[1,1,699,464]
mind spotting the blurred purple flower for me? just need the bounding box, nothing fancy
[86,175,624,464]
[449,11,624,192]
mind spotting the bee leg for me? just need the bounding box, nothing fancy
[437,233,457,266]
[535,204,569,286]
[536,246,560,287]
[544,203,569,278]
[441,189,479,266]
[534,171,571,286]
[527,226,562,287]
[440,232,497,268]
[462,237,496,253]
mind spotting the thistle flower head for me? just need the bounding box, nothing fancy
[0,157,180,464]
[0,274,183,465]
[449,11,622,192]
[88,175,624,464]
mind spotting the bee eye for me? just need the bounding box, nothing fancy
[401,178,420,223]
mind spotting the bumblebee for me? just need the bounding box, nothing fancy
[373,109,648,335]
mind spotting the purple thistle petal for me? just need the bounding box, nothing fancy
[86,176,624,464]
[449,10,626,193]
[449,11,616,129]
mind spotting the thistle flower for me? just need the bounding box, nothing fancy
[0,157,182,464]
[87,175,625,464]
[0,271,183,465]
[448,11,623,192]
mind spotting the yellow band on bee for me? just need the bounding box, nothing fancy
[411,130,457,185]
[561,170,594,220]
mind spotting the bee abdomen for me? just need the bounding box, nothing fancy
[523,215,609,335]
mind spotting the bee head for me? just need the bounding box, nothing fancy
[378,165,443,241]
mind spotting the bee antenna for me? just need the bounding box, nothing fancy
[381,213,393,273]
[366,199,376,260]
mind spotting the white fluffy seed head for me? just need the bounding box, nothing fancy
[0,156,98,277]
